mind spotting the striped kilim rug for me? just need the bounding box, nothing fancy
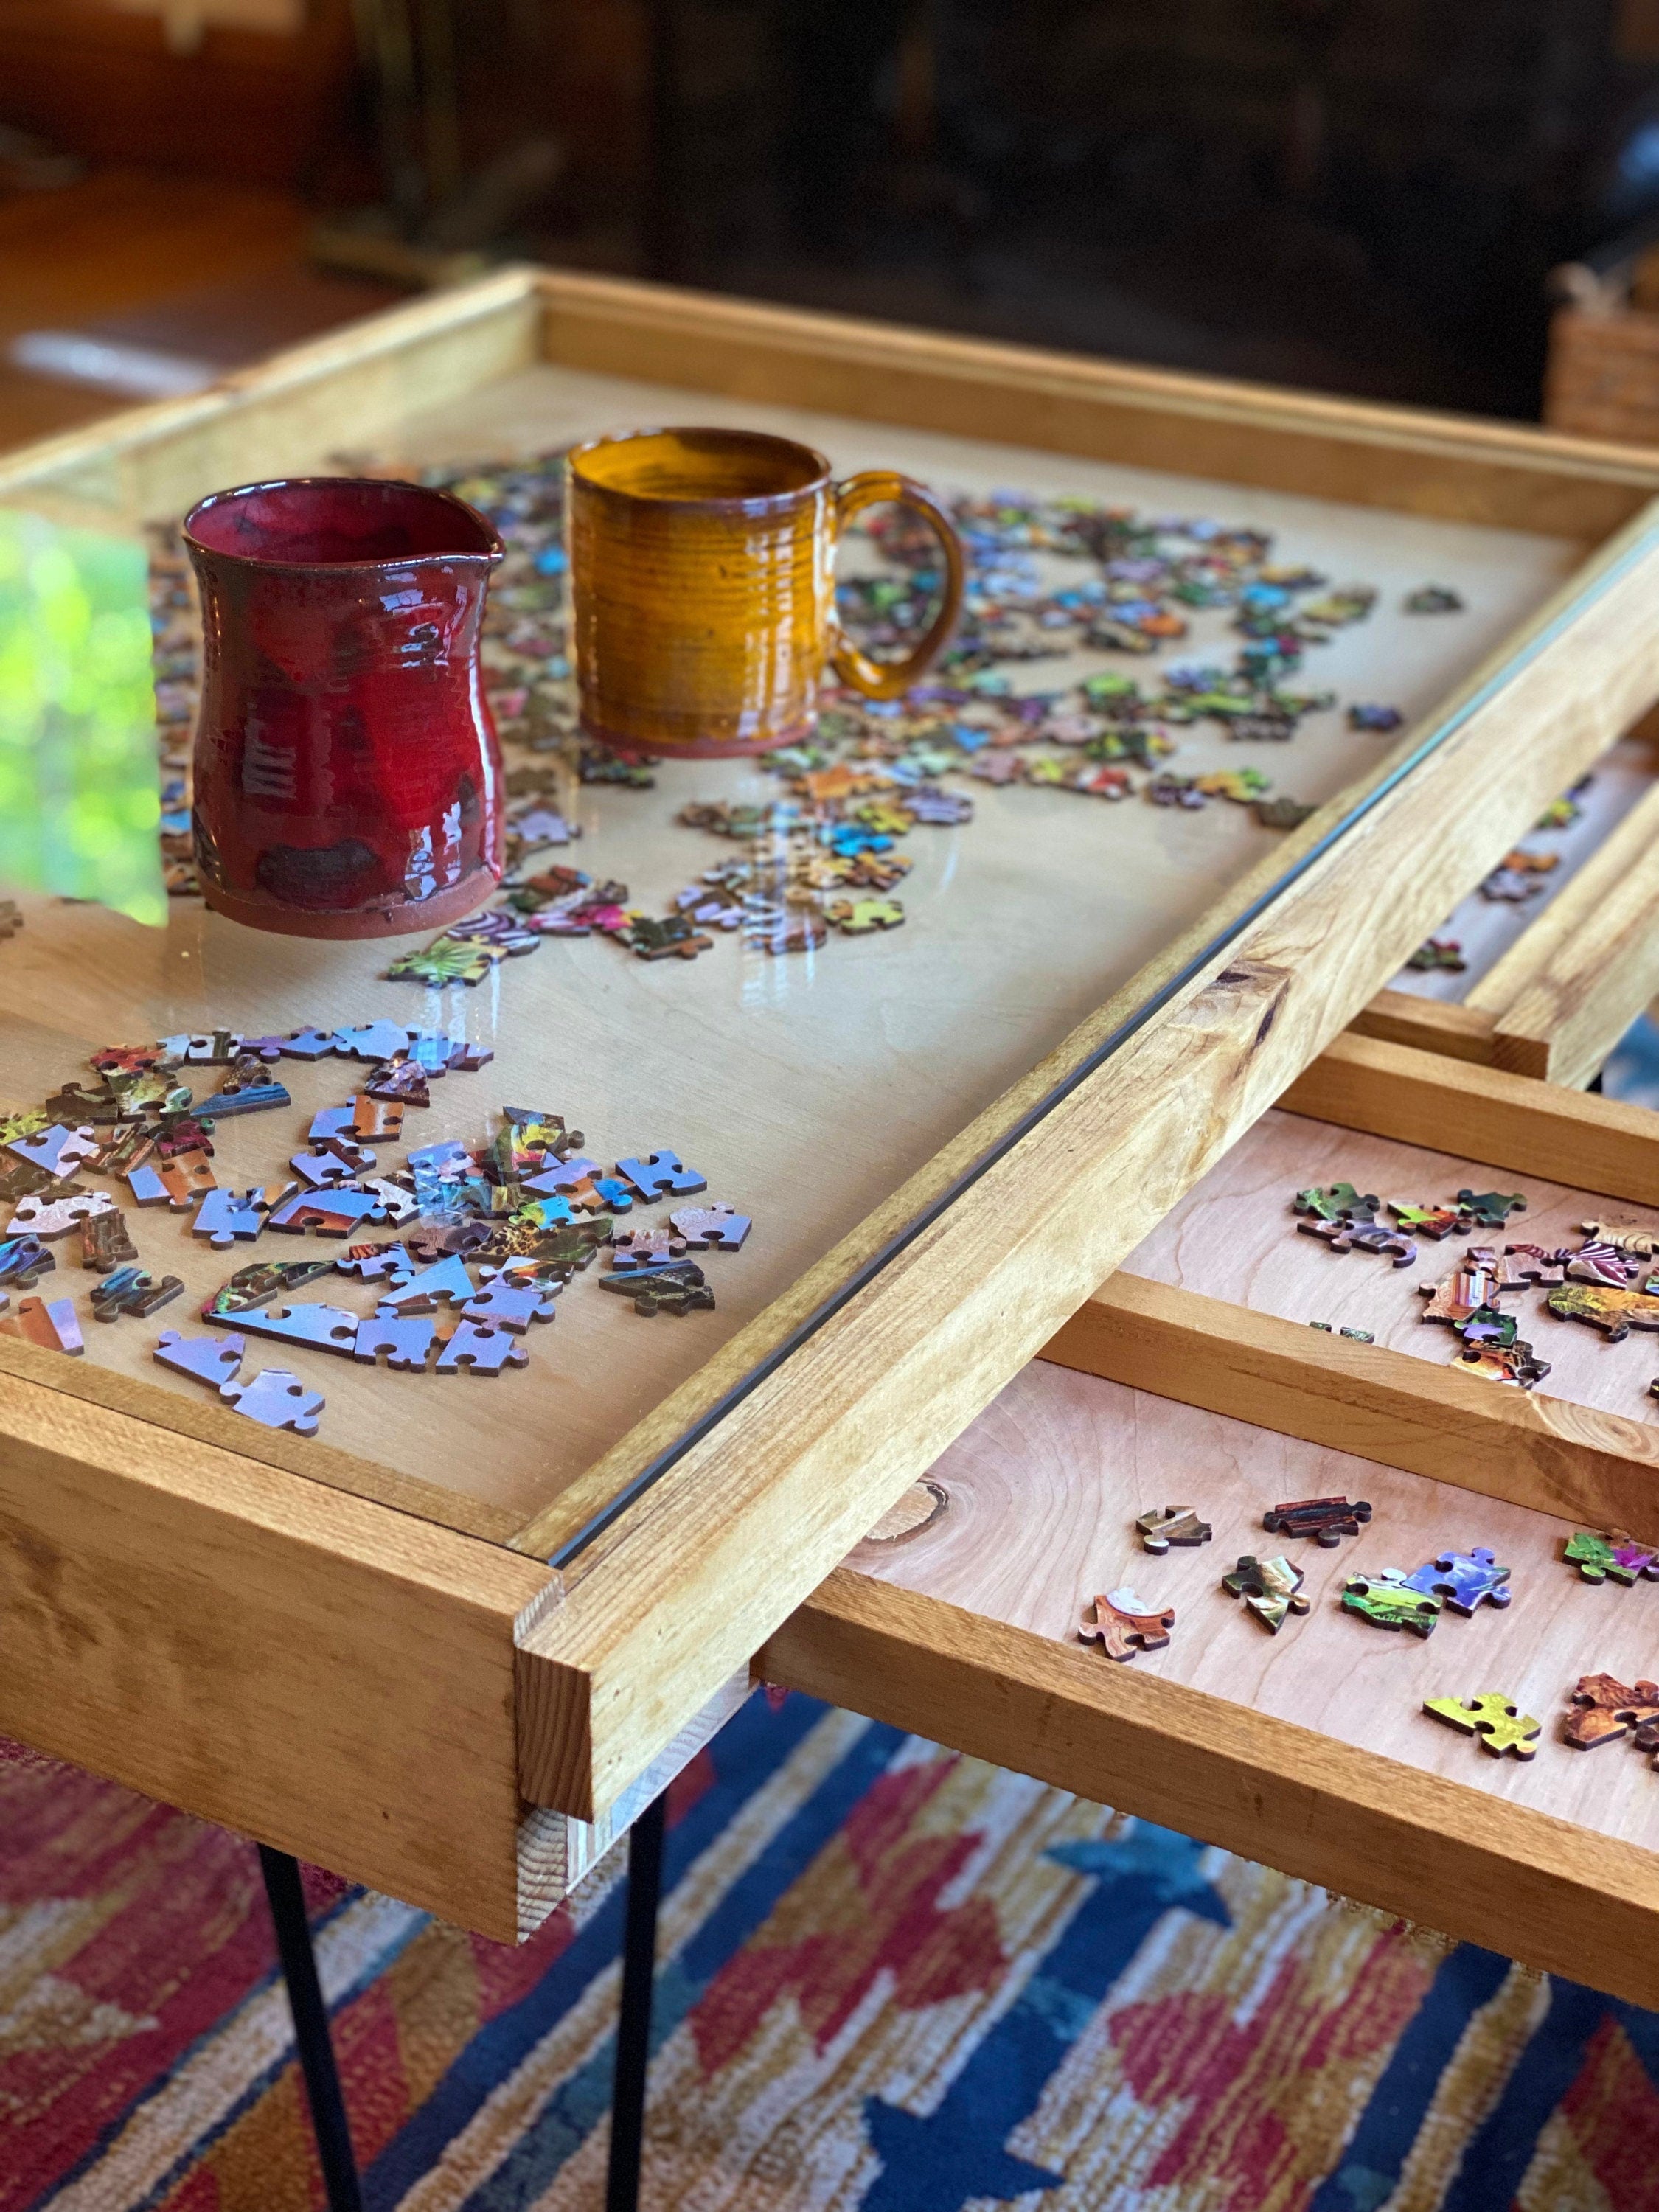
[1,1693,1654,2211]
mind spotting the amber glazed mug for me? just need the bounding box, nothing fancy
[566,426,965,757]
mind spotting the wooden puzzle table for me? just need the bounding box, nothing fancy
[5,271,1659,1964]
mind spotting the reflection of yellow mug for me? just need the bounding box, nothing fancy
[566,426,964,757]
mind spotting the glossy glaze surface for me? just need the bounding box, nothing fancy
[567,428,963,755]
[185,477,504,938]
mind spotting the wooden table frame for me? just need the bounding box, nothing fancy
[765,1039,1659,2008]
[8,269,1659,1939]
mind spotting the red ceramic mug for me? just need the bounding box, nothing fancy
[182,476,505,938]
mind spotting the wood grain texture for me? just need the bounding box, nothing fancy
[0,1362,555,1938]
[1282,1033,1659,1203]
[1348,988,1498,1065]
[530,273,1659,538]
[1043,1273,1659,1543]
[1472,776,1659,1082]
[1122,1098,1659,1428]
[762,1565,1659,2008]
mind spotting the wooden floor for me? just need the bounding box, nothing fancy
[0,168,398,450]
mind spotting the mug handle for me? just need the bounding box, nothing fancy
[828,470,965,701]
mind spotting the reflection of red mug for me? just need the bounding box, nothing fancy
[183,477,505,939]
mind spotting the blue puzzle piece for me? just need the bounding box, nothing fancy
[154,1327,246,1388]
[192,1082,291,1119]
[234,1301,361,1356]
[220,1368,324,1433]
[1402,1546,1512,1615]
[375,1252,476,1313]
[614,1150,708,1203]
[192,1188,268,1249]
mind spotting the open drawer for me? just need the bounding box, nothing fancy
[11,272,1659,1941]
[761,1038,1659,2007]
[1353,723,1659,1085]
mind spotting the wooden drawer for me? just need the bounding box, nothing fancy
[10,272,1659,1938]
[1353,724,1659,1085]
[762,1040,1659,2006]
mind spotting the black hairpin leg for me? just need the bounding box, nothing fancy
[259,1846,364,2212]
[607,1790,668,2212]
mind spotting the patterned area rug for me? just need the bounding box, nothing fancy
[2,1694,1655,2211]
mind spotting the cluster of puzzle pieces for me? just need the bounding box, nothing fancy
[1079,1483,1659,1769]
[2,1018,755,1436]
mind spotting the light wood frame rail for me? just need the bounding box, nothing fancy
[10,274,1659,1929]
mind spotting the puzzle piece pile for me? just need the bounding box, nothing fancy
[1069,1478,1659,1773]
[2,1020,753,1434]
[1285,1177,1659,1393]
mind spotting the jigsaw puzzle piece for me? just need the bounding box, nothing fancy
[309,1105,358,1145]
[78,1208,136,1273]
[1293,1182,1378,1223]
[521,1153,602,1195]
[332,1020,412,1062]
[1262,1495,1372,1545]
[266,1189,389,1236]
[1564,1674,1659,1751]
[597,1257,713,1315]
[1077,1587,1175,1661]
[1134,1506,1213,1554]
[153,1328,246,1388]
[0,1234,52,1289]
[613,1150,708,1203]
[435,1320,529,1375]
[192,1082,291,1119]
[234,1301,362,1355]
[669,1203,751,1251]
[220,1368,324,1434]
[1423,1691,1540,1759]
[366,1056,431,1107]
[192,1187,270,1249]
[158,1150,216,1208]
[204,1256,339,1317]
[352,1094,404,1142]
[1341,1571,1441,1636]
[0,1295,83,1353]
[91,1267,184,1321]
[290,1148,361,1189]
[335,1241,418,1287]
[9,1188,114,1240]
[1222,1554,1310,1632]
[7,1122,103,1178]
[609,1224,689,1270]
[353,1312,442,1371]
[1402,1546,1512,1614]
[1563,1527,1659,1584]
[461,1279,559,1331]
[1455,1189,1527,1227]
[375,1252,476,1312]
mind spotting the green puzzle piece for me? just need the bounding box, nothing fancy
[385,939,498,987]
[1341,1571,1441,1637]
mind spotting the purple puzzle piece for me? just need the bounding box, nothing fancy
[375,1252,476,1312]
[220,1368,324,1434]
[234,1301,362,1356]
[353,1311,441,1371]
[614,1150,708,1203]
[153,1327,246,1388]
[436,1319,529,1375]
[461,1279,559,1332]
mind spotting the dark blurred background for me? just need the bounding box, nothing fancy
[8,0,1659,448]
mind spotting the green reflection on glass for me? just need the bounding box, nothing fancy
[0,509,163,925]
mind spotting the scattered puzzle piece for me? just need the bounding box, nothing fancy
[1389,1201,1467,1240]
[1563,1674,1659,1755]
[615,1150,708,1203]
[1262,1495,1372,1546]
[234,1301,361,1355]
[1293,1182,1378,1223]
[266,1188,388,1236]
[353,1311,442,1371]
[669,1203,752,1250]
[0,1294,83,1354]
[826,897,905,934]
[91,1268,183,1321]
[1341,1571,1441,1636]
[204,1256,339,1317]
[1563,1528,1659,1585]
[335,1241,418,1287]
[386,940,497,986]
[435,1319,530,1374]
[1077,1587,1175,1661]
[1419,1252,1502,1327]
[192,1188,269,1248]
[1402,1546,1512,1615]
[1405,938,1465,973]
[1546,1282,1659,1341]
[1135,1506,1212,1554]
[332,1020,412,1062]
[1581,1220,1659,1257]
[7,1122,103,1178]
[1298,1219,1416,1265]
[191,1082,291,1119]
[609,1224,689,1270]
[1222,1554,1310,1632]
[8,1188,114,1240]
[460,1279,559,1331]
[1458,1340,1551,1388]
[597,1259,715,1315]
[366,1057,431,1107]
[158,1149,216,1208]
[0,1234,52,1289]
[1423,1691,1540,1760]
[153,1328,246,1388]
[352,1094,404,1142]
[375,1252,476,1312]
[220,1368,324,1434]
[78,1208,136,1273]
[1455,1189,1527,1226]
